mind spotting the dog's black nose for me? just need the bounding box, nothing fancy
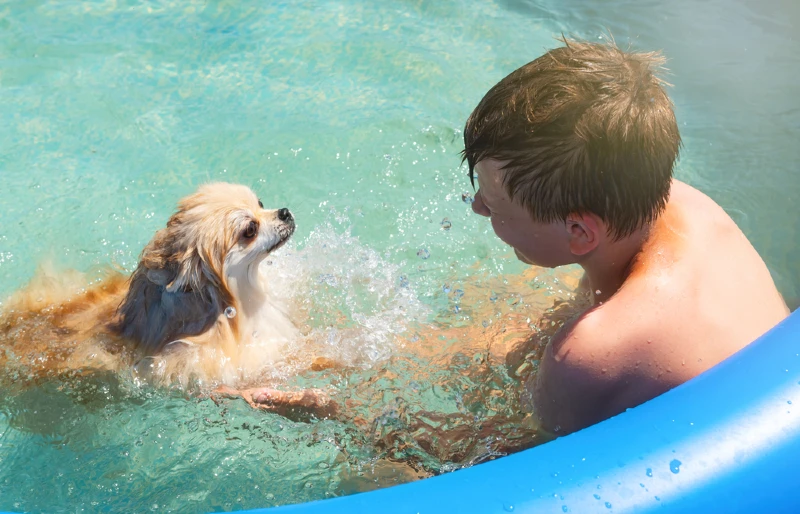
[278,208,292,222]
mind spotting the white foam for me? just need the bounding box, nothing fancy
[265,217,428,369]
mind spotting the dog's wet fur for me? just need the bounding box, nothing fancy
[0,183,300,388]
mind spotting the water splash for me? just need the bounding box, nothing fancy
[267,219,429,370]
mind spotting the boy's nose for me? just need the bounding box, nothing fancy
[471,190,490,217]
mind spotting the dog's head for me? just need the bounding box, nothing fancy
[115,182,295,355]
[142,182,295,293]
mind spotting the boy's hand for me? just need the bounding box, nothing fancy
[214,385,339,419]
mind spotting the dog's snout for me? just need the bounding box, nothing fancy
[277,208,292,222]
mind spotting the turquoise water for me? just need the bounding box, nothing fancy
[1,0,798,511]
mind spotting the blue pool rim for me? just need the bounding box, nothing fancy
[240,308,800,514]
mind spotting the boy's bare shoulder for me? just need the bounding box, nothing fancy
[533,291,703,434]
[532,303,644,433]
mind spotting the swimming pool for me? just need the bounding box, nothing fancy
[1,0,798,511]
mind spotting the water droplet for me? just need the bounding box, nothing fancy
[502,503,514,512]
[595,289,601,295]
[454,305,461,313]
[553,425,561,432]
[224,306,237,318]
[266,493,275,500]
[646,468,653,477]
[669,459,681,474]
[454,289,464,299]
[561,506,568,513]
[788,400,793,405]
[442,284,451,293]
[593,494,601,500]
[304,481,313,489]
[462,192,474,204]
[655,496,661,501]
[605,502,612,509]
[441,218,452,230]
[490,293,498,302]
[417,248,430,260]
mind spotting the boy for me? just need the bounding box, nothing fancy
[463,37,789,435]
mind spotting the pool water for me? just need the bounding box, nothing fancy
[1,0,798,511]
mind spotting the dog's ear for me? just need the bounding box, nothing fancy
[139,228,208,294]
[145,268,171,287]
[163,252,204,294]
[113,196,238,355]
[115,240,222,355]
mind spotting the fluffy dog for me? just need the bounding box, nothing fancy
[0,182,300,388]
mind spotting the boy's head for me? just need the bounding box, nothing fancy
[463,37,681,265]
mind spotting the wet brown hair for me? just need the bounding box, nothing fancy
[462,37,681,239]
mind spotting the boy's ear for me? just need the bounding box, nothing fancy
[565,213,601,256]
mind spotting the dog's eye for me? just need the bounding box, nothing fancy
[242,221,258,239]
[258,199,264,208]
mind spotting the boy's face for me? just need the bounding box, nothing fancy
[471,159,574,268]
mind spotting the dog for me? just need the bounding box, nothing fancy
[0,182,301,388]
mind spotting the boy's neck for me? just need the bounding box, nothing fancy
[580,225,652,304]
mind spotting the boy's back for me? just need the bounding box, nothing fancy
[532,179,789,434]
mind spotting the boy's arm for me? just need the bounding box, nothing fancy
[214,385,339,419]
